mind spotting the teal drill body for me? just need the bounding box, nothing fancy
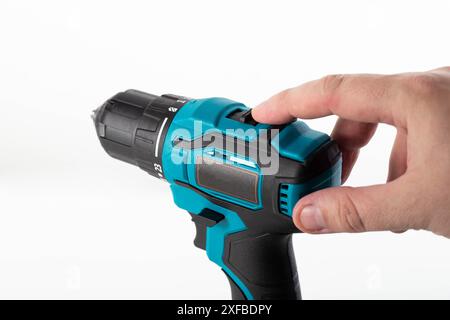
[93,90,342,300]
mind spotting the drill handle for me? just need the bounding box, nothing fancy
[222,232,301,300]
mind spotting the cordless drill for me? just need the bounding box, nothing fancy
[92,90,342,300]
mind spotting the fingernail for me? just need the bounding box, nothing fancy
[299,205,327,232]
[253,100,267,110]
[251,105,264,120]
[251,106,261,114]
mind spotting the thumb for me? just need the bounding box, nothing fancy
[293,179,421,234]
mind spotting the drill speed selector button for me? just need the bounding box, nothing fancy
[227,108,259,126]
[241,109,259,126]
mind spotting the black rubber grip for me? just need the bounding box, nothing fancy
[223,231,301,300]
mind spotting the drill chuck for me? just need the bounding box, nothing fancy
[92,90,189,179]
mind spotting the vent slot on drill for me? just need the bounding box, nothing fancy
[279,184,290,214]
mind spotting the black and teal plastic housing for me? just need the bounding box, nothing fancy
[93,90,342,300]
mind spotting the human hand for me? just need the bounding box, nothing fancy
[252,67,450,238]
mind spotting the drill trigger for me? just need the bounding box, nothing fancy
[190,210,224,250]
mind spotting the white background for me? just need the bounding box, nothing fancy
[0,0,449,299]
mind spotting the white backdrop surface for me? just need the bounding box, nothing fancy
[0,0,449,299]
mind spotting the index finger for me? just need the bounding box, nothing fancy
[252,73,407,126]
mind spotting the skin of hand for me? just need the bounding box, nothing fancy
[252,67,450,238]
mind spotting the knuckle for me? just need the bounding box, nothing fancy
[401,73,440,98]
[335,188,366,232]
[319,74,345,111]
[277,89,295,115]
[435,66,450,73]
[320,74,345,95]
[277,89,291,106]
